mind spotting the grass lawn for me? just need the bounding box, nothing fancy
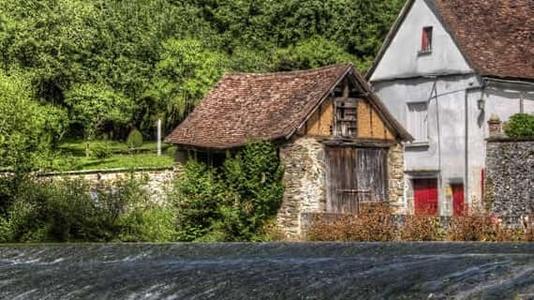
[58,139,171,155]
[45,139,176,171]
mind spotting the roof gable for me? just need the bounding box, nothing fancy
[369,0,472,82]
[166,64,411,149]
[368,0,534,81]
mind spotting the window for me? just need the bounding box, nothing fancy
[334,99,357,138]
[421,26,433,53]
[407,102,428,143]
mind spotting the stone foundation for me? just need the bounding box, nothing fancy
[278,137,327,239]
[387,143,405,213]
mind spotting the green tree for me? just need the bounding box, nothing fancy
[272,36,357,71]
[64,83,133,139]
[0,71,67,171]
[143,39,228,132]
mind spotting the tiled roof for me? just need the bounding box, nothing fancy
[368,0,534,81]
[165,64,411,149]
[430,0,533,80]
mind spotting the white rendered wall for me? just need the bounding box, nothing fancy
[370,0,472,82]
[369,0,534,215]
[373,76,534,215]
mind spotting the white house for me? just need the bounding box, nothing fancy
[367,0,534,216]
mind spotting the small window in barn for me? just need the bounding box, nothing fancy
[407,102,428,143]
[420,26,433,54]
[334,99,357,138]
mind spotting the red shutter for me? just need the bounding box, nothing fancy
[414,178,438,215]
[452,184,465,216]
[421,27,432,52]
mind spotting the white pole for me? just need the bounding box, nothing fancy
[157,119,162,156]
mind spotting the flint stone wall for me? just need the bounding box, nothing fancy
[485,138,533,224]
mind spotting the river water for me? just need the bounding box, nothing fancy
[1,243,533,299]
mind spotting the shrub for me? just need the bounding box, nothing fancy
[0,174,170,243]
[172,160,226,241]
[166,146,177,158]
[118,206,178,242]
[219,141,284,241]
[504,113,534,138]
[171,141,284,242]
[307,204,396,241]
[126,129,144,150]
[446,214,523,242]
[91,143,112,159]
[400,215,444,241]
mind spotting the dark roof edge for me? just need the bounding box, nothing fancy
[482,75,534,85]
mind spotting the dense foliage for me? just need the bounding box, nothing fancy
[0,71,67,171]
[0,141,284,242]
[0,175,178,242]
[173,141,284,241]
[0,0,404,163]
[504,113,534,138]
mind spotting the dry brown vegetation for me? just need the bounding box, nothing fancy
[307,204,396,242]
[400,215,444,241]
[307,207,532,242]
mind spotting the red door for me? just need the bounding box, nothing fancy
[451,184,465,216]
[413,178,438,215]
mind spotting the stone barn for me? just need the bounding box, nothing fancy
[166,64,413,239]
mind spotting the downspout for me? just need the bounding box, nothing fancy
[464,83,485,211]
[464,87,469,211]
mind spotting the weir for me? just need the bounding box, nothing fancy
[1,243,534,299]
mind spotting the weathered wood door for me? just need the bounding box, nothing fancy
[326,146,388,214]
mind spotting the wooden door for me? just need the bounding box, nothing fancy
[413,178,438,215]
[326,147,388,214]
[357,148,388,203]
[451,184,465,216]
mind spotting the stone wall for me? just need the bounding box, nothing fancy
[277,137,327,239]
[485,138,533,224]
[277,137,406,239]
[39,167,181,204]
[387,143,405,213]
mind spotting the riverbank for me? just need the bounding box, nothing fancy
[1,242,533,299]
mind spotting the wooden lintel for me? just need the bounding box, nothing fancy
[322,138,395,148]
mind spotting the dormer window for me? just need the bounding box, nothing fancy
[420,26,433,53]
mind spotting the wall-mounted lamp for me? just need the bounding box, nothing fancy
[477,98,485,111]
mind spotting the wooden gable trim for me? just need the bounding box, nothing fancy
[286,64,353,140]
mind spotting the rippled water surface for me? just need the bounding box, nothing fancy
[1,243,533,299]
